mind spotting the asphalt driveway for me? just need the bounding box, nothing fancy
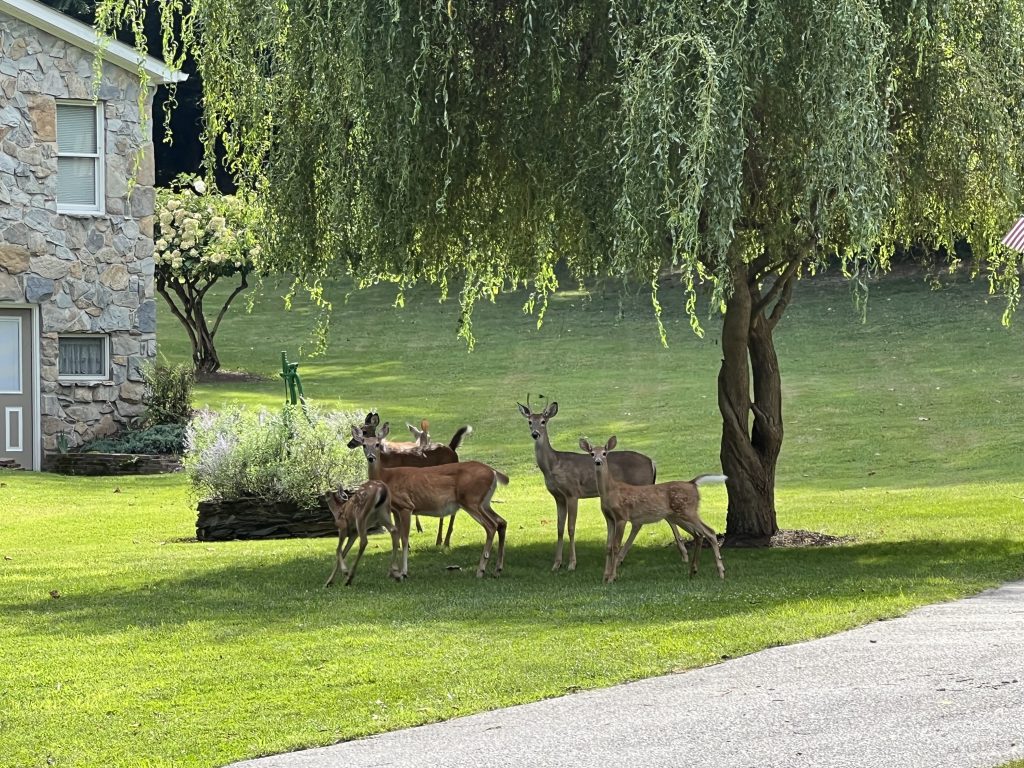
[229,580,1024,768]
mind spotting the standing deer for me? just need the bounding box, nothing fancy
[350,422,508,578]
[517,400,657,571]
[323,480,402,587]
[347,412,472,547]
[580,436,726,584]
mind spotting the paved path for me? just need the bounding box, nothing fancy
[231,581,1024,768]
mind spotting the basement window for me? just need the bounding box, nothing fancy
[58,335,110,382]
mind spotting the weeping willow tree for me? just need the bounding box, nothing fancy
[98,0,1024,545]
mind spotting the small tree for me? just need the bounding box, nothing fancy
[154,175,260,373]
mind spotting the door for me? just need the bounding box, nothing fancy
[0,307,34,469]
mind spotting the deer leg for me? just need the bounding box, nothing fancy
[616,522,644,567]
[607,519,627,583]
[667,522,689,564]
[393,507,411,579]
[566,496,579,571]
[486,505,507,575]
[696,522,725,579]
[461,505,497,578]
[684,526,704,578]
[415,515,424,534]
[386,523,403,581]
[551,495,568,572]
[602,514,616,583]
[441,514,456,549]
[324,533,348,588]
[345,528,370,586]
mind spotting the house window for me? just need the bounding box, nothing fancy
[58,335,109,382]
[56,102,104,213]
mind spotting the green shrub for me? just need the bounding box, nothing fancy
[82,424,187,455]
[142,361,196,427]
[184,404,367,508]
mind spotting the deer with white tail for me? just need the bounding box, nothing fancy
[517,399,656,572]
[349,422,508,579]
[579,436,726,584]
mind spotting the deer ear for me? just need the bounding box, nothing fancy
[606,435,617,451]
[516,402,530,418]
[364,412,377,426]
[546,401,559,418]
[420,419,429,432]
[378,421,391,439]
[350,425,363,442]
[579,437,592,453]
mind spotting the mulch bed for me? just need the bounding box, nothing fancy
[768,529,854,548]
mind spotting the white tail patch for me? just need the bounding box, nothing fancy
[693,474,728,486]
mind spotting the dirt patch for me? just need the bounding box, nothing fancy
[195,369,269,384]
[768,529,854,548]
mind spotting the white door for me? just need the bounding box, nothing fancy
[0,308,34,469]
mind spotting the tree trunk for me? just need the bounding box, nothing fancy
[156,271,249,375]
[717,262,785,547]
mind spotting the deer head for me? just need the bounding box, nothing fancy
[346,411,380,449]
[579,435,617,466]
[350,421,389,463]
[516,399,559,442]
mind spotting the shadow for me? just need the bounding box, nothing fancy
[4,537,1022,639]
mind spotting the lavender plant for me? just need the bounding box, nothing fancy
[184,405,366,508]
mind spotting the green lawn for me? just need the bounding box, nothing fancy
[2,272,1023,768]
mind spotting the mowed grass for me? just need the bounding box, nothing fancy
[2,271,1024,768]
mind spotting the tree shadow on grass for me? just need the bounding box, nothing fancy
[4,538,1023,639]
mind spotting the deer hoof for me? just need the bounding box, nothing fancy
[551,561,562,572]
[567,561,577,572]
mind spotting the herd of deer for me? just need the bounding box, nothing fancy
[325,401,727,588]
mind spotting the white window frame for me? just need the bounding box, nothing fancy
[0,315,23,395]
[57,333,111,383]
[55,100,105,215]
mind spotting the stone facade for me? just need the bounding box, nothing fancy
[0,10,158,452]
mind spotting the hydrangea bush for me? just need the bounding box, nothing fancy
[154,175,262,373]
[184,404,367,509]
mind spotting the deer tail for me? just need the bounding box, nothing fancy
[494,470,510,486]
[692,474,728,486]
[449,425,473,452]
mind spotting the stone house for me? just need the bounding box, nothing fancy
[1,0,185,469]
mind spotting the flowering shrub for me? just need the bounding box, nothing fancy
[154,175,260,281]
[184,404,368,509]
[153,175,263,372]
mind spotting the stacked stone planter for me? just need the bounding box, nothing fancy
[195,495,345,541]
[45,452,181,476]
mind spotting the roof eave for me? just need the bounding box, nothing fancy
[0,0,187,85]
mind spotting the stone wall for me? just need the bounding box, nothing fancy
[0,11,157,451]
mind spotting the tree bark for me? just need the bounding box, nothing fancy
[156,271,249,374]
[717,260,790,547]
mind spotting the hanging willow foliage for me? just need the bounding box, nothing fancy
[97,0,1024,344]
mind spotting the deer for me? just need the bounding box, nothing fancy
[349,422,509,578]
[579,436,726,584]
[323,479,402,588]
[517,400,657,572]
[347,412,473,547]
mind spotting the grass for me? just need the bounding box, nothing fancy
[2,271,1024,768]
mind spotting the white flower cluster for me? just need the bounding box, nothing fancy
[153,176,257,279]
